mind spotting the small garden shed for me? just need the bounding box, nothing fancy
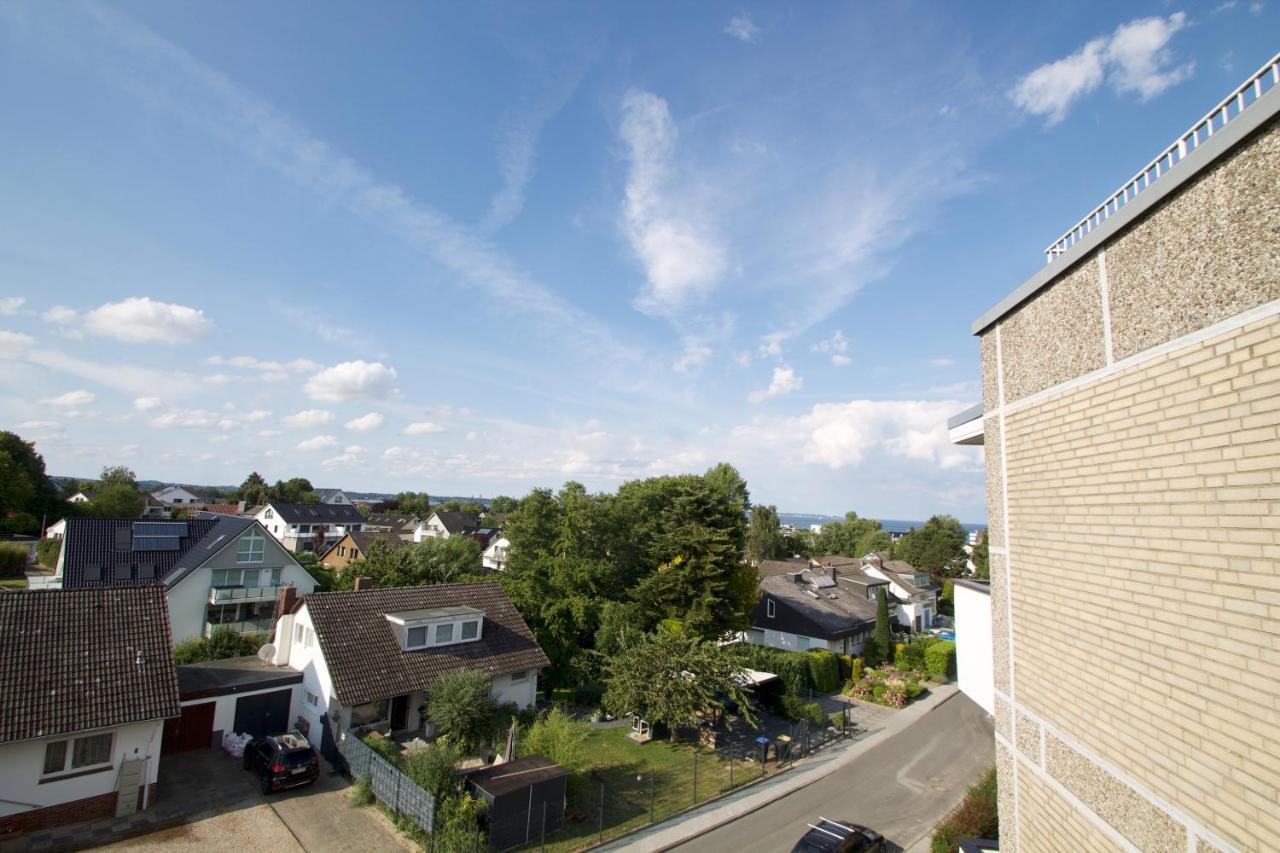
[467,755,568,851]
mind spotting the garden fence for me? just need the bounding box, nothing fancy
[338,730,437,835]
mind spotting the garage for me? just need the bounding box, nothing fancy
[233,689,292,738]
[176,656,303,746]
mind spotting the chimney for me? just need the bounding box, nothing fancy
[237,500,247,513]
[829,565,837,583]
[276,584,298,621]
[354,576,374,592]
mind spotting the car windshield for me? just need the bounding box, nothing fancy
[279,748,314,768]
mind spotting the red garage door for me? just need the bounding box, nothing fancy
[162,701,216,754]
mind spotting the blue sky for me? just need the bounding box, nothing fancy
[1,1,1275,520]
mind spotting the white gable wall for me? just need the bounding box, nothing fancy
[276,603,340,749]
[955,583,994,715]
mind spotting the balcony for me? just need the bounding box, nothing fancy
[204,617,275,637]
[209,584,285,604]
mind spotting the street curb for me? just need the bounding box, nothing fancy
[596,686,960,852]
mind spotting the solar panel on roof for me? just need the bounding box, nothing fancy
[132,522,189,537]
[84,564,102,582]
[133,536,180,551]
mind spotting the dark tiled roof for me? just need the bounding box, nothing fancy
[363,513,420,532]
[756,558,811,578]
[321,529,404,562]
[165,517,259,587]
[302,582,550,707]
[61,518,221,588]
[268,502,364,525]
[431,511,480,534]
[755,573,878,639]
[0,587,181,745]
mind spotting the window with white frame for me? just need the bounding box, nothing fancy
[211,567,281,588]
[306,691,320,707]
[460,620,479,640]
[766,599,776,618]
[434,623,454,644]
[407,626,428,648]
[42,732,113,777]
[295,623,304,646]
[265,508,274,519]
[337,545,346,557]
[237,530,265,564]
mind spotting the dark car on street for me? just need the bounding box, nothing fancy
[243,732,320,794]
[791,818,885,852]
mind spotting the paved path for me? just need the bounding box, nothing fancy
[601,687,992,852]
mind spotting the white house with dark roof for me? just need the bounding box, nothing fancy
[252,502,364,554]
[411,511,479,542]
[151,485,201,507]
[0,587,180,834]
[271,582,549,750]
[56,517,317,644]
[746,567,880,655]
[313,488,351,506]
[858,553,938,632]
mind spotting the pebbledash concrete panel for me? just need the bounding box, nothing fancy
[993,692,1011,741]
[1015,711,1040,767]
[1045,734,1186,853]
[1106,116,1280,361]
[1015,761,1124,853]
[994,257,1108,404]
[995,742,1018,853]
[981,333,1000,412]
[983,419,1004,548]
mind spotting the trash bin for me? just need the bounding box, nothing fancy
[755,735,771,765]
[775,734,793,763]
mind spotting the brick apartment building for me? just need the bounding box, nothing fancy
[950,54,1280,851]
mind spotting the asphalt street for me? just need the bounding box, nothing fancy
[670,693,994,852]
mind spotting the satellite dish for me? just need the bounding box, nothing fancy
[257,643,276,663]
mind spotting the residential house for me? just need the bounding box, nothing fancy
[314,488,351,506]
[952,579,992,716]
[43,518,67,540]
[252,502,364,554]
[140,495,171,520]
[151,486,201,507]
[271,582,549,750]
[411,511,479,542]
[67,492,90,504]
[318,529,405,572]
[56,517,317,643]
[0,587,180,834]
[482,536,510,572]
[745,567,878,655]
[945,59,1280,850]
[362,513,420,542]
[200,502,248,517]
[853,553,938,632]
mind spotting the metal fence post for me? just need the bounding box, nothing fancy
[692,752,698,804]
[540,801,547,852]
[728,744,734,789]
[598,782,605,844]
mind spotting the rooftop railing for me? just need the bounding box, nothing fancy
[1045,51,1280,264]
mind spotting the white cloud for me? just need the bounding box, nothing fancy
[673,341,713,373]
[43,389,96,406]
[17,420,62,433]
[1011,13,1192,124]
[304,360,398,402]
[257,429,282,438]
[0,330,34,360]
[830,354,853,367]
[283,409,333,428]
[296,434,338,451]
[345,412,384,432]
[205,355,318,374]
[42,305,77,324]
[724,14,761,43]
[83,297,211,343]
[403,421,445,436]
[243,410,271,422]
[929,357,956,368]
[758,334,784,359]
[134,396,162,411]
[813,330,851,366]
[748,366,803,403]
[619,89,727,315]
[151,409,218,428]
[0,297,25,315]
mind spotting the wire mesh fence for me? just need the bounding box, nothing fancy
[338,730,437,835]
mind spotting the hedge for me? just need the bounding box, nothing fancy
[37,538,61,569]
[0,545,27,576]
[728,643,811,694]
[806,650,841,694]
[925,640,956,680]
[931,767,998,853]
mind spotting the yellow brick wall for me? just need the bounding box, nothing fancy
[1002,314,1280,850]
[1014,758,1126,853]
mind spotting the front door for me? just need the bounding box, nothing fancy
[390,695,409,730]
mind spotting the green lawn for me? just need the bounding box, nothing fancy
[0,578,27,590]
[535,726,766,852]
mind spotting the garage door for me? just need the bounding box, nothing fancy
[162,701,216,754]
[233,689,293,738]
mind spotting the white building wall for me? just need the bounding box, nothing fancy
[276,604,340,749]
[0,720,164,818]
[954,583,994,715]
[490,670,539,709]
[180,684,304,741]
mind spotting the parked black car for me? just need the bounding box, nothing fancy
[791,818,885,852]
[243,732,320,794]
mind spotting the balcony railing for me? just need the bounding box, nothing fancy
[1045,51,1280,263]
[204,617,275,637]
[209,584,285,604]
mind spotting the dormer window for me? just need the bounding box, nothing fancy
[766,599,776,618]
[387,606,485,651]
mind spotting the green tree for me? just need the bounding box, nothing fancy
[812,512,888,558]
[346,537,481,588]
[99,465,137,487]
[487,495,518,514]
[746,504,784,564]
[236,471,271,505]
[894,515,968,577]
[402,742,461,801]
[92,483,142,518]
[391,491,432,517]
[867,587,894,667]
[1,511,38,535]
[0,451,35,518]
[972,531,989,579]
[270,478,317,504]
[426,671,496,753]
[602,630,757,740]
[518,708,590,772]
[0,432,64,521]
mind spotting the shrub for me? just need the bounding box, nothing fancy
[800,702,827,728]
[36,538,61,568]
[779,694,806,722]
[727,644,811,694]
[427,671,497,753]
[572,681,605,708]
[905,680,925,700]
[172,637,211,665]
[363,733,401,764]
[402,742,461,802]
[2,513,38,535]
[208,628,266,659]
[837,654,854,681]
[925,640,956,680]
[882,683,908,708]
[931,767,998,853]
[434,792,487,850]
[519,708,589,773]
[0,544,27,576]
[851,657,864,683]
[871,683,887,702]
[350,775,374,807]
[806,650,841,694]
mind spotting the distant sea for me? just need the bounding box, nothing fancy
[778,513,986,534]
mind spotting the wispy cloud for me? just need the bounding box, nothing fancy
[42,389,96,407]
[812,330,850,366]
[724,14,761,44]
[748,365,803,403]
[0,297,25,315]
[618,89,727,315]
[1011,12,1193,125]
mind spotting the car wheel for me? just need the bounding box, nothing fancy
[259,774,273,796]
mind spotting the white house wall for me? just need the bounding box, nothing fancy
[490,670,538,709]
[180,684,304,742]
[0,720,163,819]
[954,584,994,715]
[277,604,340,749]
